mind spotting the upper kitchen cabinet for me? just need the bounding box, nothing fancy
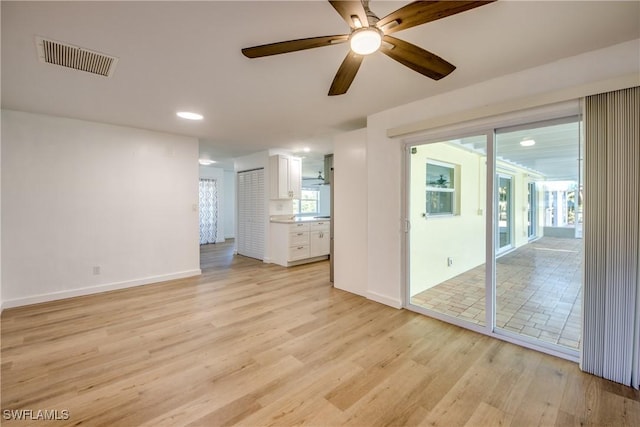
[270,154,301,199]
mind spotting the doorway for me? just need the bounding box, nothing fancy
[408,135,488,327]
[199,178,218,245]
[406,114,584,356]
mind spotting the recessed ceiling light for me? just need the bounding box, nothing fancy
[520,139,536,147]
[303,147,311,153]
[177,111,203,120]
[198,159,216,166]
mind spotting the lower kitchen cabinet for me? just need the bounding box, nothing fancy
[309,222,330,257]
[270,220,330,267]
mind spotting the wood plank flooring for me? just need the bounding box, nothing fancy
[1,240,639,426]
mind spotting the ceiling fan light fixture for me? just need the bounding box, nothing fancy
[349,27,382,55]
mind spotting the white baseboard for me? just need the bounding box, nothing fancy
[367,291,402,309]
[334,283,367,298]
[1,269,201,309]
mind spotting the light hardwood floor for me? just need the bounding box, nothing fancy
[1,241,639,426]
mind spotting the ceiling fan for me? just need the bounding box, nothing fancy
[242,0,495,96]
[303,171,325,181]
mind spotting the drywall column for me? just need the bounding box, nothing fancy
[333,128,368,297]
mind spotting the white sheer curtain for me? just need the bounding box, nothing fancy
[582,86,639,389]
[199,179,218,245]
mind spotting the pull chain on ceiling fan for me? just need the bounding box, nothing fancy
[242,0,495,96]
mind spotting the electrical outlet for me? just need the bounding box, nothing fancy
[92,266,101,275]
[447,257,453,267]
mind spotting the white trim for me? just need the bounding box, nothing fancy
[388,73,638,139]
[1,269,201,309]
[367,290,402,309]
[406,303,579,363]
[486,130,496,331]
[400,100,581,146]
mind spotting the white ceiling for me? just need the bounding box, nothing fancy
[2,1,639,175]
[453,119,581,181]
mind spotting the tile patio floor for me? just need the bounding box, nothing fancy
[411,236,582,350]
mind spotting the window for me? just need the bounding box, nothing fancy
[293,188,320,215]
[426,161,456,216]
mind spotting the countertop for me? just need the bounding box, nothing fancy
[270,216,331,224]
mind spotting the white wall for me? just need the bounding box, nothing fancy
[223,170,236,239]
[0,4,3,311]
[360,39,640,308]
[199,165,226,243]
[1,110,200,307]
[334,128,368,299]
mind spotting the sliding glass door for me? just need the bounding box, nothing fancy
[494,117,583,350]
[408,135,488,327]
[406,115,583,356]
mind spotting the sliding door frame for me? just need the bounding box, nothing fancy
[403,130,493,337]
[402,101,582,362]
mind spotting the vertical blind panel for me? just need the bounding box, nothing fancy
[582,94,607,377]
[583,86,640,388]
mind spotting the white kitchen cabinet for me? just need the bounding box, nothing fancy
[270,220,330,267]
[309,222,330,257]
[269,154,301,199]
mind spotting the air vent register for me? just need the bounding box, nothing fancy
[36,37,118,77]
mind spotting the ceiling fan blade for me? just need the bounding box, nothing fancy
[377,1,495,35]
[242,35,349,58]
[380,35,455,80]
[329,0,368,29]
[328,52,364,96]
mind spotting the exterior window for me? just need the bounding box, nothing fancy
[293,188,320,215]
[426,161,455,216]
